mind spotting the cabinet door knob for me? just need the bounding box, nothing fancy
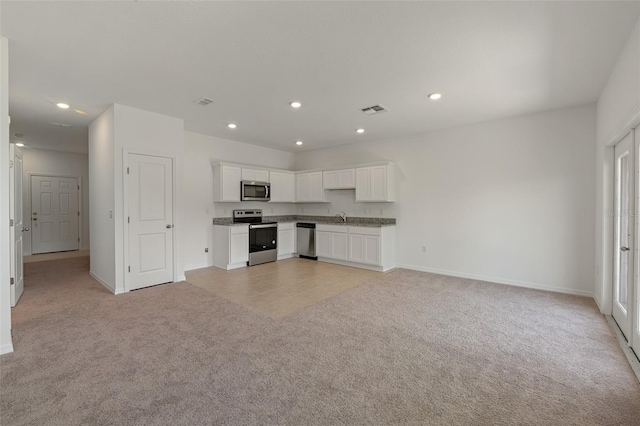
[166,224,173,229]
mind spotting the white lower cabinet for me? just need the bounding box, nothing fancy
[348,234,380,265]
[277,222,295,259]
[316,224,395,271]
[213,224,249,270]
[317,226,348,260]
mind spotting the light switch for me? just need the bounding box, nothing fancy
[109,209,113,219]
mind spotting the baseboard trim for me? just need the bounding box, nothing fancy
[89,271,115,295]
[0,343,14,356]
[593,293,603,313]
[317,257,386,272]
[606,315,640,383]
[397,264,594,298]
[175,275,186,282]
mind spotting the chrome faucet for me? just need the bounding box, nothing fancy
[335,211,347,222]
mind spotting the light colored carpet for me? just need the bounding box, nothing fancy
[1,257,639,425]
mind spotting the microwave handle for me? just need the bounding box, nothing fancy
[265,185,269,198]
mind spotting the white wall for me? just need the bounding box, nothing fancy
[1,37,14,354]
[88,105,115,292]
[115,104,185,292]
[89,104,185,293]
[296,104,597,296]
[182,131,295,271]
[594,17,640,312]
[21,149,90,254]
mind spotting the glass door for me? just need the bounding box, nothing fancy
[613,132,633,340]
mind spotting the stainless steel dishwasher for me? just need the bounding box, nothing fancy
[296,223,317,260]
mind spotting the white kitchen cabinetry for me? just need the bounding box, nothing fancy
[316,224,395,271]
[213,164,242,202]
[296,171,325,202]
[355,164,395,202]
[241,168,269,182]
[277,222,296,259]
[348,227,381,265]
[269,171,296,203]
[212,224,248,270]
[316,225,348,260]
[323,169,355,189]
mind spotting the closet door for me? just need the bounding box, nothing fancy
[613,132,633,340]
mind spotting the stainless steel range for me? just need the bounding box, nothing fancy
[233,209,277,266]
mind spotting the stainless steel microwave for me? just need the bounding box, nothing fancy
[241,181,270,201]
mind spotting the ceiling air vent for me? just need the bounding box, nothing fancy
[49,122,72,128]
[360,104,389,115]
[193,97,214,106]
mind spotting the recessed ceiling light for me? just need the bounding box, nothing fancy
[356,128,365,134]
[290,101,302,108]
[296,141,303,146]
[428,93,442,100]
[227,123,237,129]
[56,102,70,109]
[15,143,24,147]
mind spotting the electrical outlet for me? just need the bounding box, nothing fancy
[204,248,209,253]
[422,246,426,253]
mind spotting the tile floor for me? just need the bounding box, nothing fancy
[185,258,383,318]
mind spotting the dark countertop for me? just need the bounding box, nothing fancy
[212,215,396,227]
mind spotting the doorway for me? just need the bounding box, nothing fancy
[30,175,80,254]
[9,144,24,306]
[124,153,175,291]
[613,128,640,358]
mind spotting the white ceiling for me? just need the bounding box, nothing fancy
[2,1,639,154]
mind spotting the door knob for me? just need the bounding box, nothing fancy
[32,217,37,221]
[166,224,173,229]
[23,227,29,232]
[620,246,630,252]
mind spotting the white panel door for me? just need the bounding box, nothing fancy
[613,133,633,339]
[128,154,174,290]
[634,127,640,357]
[31,175,79,254]
[9,145,24,306]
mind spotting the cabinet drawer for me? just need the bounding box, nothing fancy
[317,224,348,233]
[230,224,249,235]
[348,226,381,236]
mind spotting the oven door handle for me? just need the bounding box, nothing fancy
[265,185,269,199]
[250,223,277,229]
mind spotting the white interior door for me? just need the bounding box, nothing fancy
[127,153,174,291]
[633,127,640,357]
[9,145,24,306]
[31,175,79,254]
[613,133,633,340]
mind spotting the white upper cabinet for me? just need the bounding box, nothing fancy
[323,168,355,189]
[355,164,395,202]
[296,171,325,202]
[242,168,269,182]
[213,164,241,202]
[270,171,296,203]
